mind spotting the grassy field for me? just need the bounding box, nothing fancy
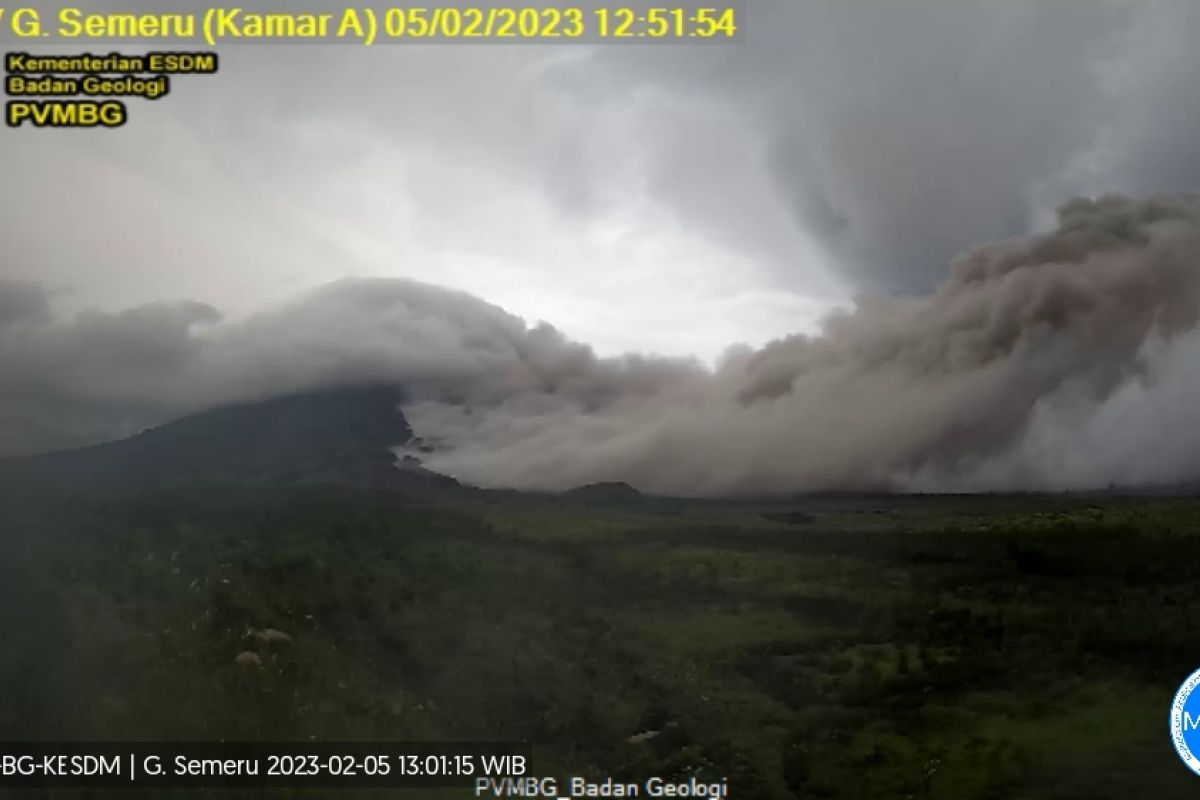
[2,486,1200,798]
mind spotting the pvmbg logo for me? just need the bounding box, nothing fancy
[1170,668,1200,774]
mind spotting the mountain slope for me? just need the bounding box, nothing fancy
[0,385,456,491]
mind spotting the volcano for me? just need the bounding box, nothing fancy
[0,385,457,492]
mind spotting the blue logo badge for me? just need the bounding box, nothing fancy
[1170,668,1200,774]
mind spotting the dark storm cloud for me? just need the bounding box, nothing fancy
[576,0,1144,291]
[211,0,1169,298]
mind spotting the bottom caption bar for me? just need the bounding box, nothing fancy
[0,741,531,788]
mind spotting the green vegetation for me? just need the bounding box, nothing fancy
[2,486,1200,798]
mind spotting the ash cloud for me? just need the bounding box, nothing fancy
[2,194,1199,495]
[410,194,1200,493]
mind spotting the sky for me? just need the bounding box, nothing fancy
[11,0,1200,358]
[3,0,1200,492]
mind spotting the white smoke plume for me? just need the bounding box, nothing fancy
[2,194,1199,495]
